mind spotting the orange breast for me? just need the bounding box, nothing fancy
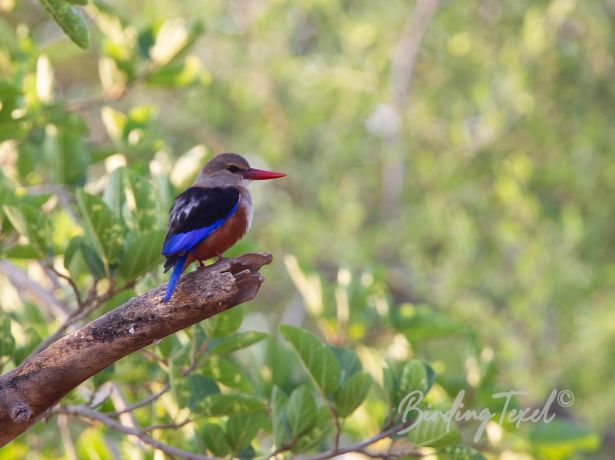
[187,203,250,265]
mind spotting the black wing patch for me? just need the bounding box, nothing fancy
[162,186,240,271]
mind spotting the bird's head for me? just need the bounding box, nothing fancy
[194,152,286,187]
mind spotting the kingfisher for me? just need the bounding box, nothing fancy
[162,153,286,302]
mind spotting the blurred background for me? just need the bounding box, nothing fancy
[1,0,615,458]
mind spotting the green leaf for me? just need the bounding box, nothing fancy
[147,55,207,87]
[383,366,398,406]
[285,385,318,437]
[80,239,106,279]
[264,337,295,389]
[38,0,89,48]
[208,331,268,356]
[123,169,161,232]
[407,415,462,448]
[201,356,252,392]
[101,106,127,145]
[102,168,126,219]
[157,334,181,359]
[41,118,89,186]
[398,360,434,400]
[271,385,291,449]
[333,371,372,417]
[202,424,230,457]
[118,230,164,279]
[279,324,341,396]
[64,236,105,279]
[149,19,203,66]
[330,346,363,382]
[201,394,266,416]
[226,411,268,453]
[103,168,162,234]
[204,306,244,337]
[291,406,332,453]
[187,375,219,411]
[76,190,124,275]
[3,204,52,257]
[65,0,88,5]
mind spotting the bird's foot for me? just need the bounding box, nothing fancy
[197,260,206,270]
[214,251,228,262]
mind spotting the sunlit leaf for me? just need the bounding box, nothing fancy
[76,190,124,274]
[149,18,203,66]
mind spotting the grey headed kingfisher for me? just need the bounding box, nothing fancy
[161,153,286,302]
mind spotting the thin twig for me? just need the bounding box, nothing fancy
[46,263,84,308]
[330,405,342,451]
[182,338,210,376]
[144,418,193,432]
[297,420,416,460]
[106,383,171,417]
[54,405,217,460]
[266,438,300,460]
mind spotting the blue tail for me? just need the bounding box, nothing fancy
[163,254,188,302]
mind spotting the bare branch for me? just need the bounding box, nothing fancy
[0,253,272,446]
[106,383,171,417]
[380,0,439,218]
[55,404,216,460]
[296,420,419,460]
[45,262,85,308]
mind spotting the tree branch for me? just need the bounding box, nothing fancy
[296,421,422,460]
[55,404,216,460]
[0,253,272,447]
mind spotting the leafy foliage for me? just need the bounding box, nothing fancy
[0,0,612,459]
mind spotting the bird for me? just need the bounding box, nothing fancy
[161,153,286,302]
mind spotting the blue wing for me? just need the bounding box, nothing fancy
[162,186,240,302]
[162,200,239,256]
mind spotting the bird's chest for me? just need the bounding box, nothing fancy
[193,196,252,259]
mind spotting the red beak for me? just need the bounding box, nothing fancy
[242,168,287,180]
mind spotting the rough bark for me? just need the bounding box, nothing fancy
[0,252,272,447]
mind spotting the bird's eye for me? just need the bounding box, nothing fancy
[226,165,240,173]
